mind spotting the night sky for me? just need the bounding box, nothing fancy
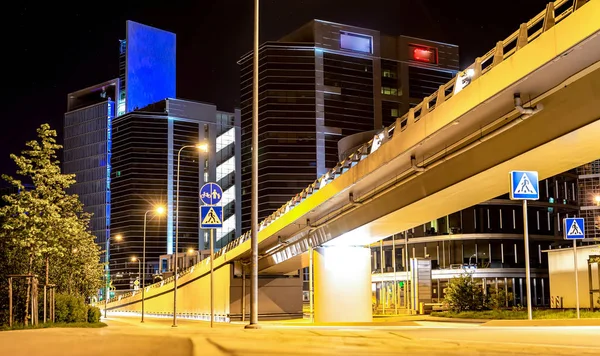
[2,0,551,182]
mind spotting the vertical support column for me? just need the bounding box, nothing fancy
[313,246,372,323]
[8,277,13,328]
[241,264,246,322]
[309,246,314,322]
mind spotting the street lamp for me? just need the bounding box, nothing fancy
[104,234,124,319]
[594,195,600,206]
[131,256,140,283]
[246,0,261,330]
[173,143,208,327]
[142,205,166,323]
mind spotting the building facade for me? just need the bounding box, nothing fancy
[109,99,241,290]
[64,79,118,263]
[238,19,458,231]
[370,167,600,310]
[577,160,600,238]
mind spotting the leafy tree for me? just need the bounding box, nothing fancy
[0,124,103,325]
[443,274,486,312]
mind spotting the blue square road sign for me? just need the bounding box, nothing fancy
[509,171,539,200]
[201,206,223,228]
[564,217,585,240]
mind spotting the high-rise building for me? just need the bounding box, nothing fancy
[110,99,241,290]
[64,79,118,262]
[64,21,241,292]
[238,20,458,231]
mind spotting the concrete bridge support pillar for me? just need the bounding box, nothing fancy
[314,245,372,323]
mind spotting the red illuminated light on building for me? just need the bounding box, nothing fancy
[410,45,438,64]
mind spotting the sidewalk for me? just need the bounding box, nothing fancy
[483,319,600,327]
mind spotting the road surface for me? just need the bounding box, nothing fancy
[1,314,599,355]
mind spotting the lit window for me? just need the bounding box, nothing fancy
[408,44,438,64]
[340,31,373,54]
[383,70,397,79]
[391,109,399,117]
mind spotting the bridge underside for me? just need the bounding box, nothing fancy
[260,63,600,275]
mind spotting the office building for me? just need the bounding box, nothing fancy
[64,79,118,260]
[110,99,241,289]
[238,20,458,231]
[370,165,600,309]
[577,160,600,238]
[64,20,241,292]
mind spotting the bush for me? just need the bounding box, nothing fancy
[87,306,101,323]
[486,286,512,310]
[443,274,486,313]
[55,293,87,323]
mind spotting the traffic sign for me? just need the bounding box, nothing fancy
[509,171,539,200]
[200,182,223,205]
[564,218,585,240]
[201,206,223,228]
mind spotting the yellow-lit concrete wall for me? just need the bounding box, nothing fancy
[548,244,600,308]
[229,276,303,320]
[314,246,372,322]
[106,264,231,318]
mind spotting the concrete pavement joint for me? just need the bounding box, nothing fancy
[205,338,238,356]
[388,331,413,340]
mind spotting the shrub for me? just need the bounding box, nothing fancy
[55,293,87,323]
[87,306,101,323]
[443,274,486,313]
[486,286,512,310]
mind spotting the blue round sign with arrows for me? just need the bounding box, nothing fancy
[200,182,223,205]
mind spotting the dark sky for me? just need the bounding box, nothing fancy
[2,0,550,181]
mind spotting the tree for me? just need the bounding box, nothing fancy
[0,124,103,325]
[443,274,486,313]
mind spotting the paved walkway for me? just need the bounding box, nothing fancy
[1,315,600,355]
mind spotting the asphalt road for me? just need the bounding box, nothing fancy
[1,315,599,356]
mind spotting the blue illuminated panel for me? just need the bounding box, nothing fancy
[126,21,176,112]
[340,31,372,54]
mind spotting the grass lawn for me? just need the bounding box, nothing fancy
[1,322,107,331]
[431,309,600,320]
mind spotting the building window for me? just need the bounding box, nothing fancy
[381,87,399,96]
[391,108,399,117]
[339,31,373,54]
[383,69,397,79]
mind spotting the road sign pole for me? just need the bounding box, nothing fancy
[522,200,533,320]
[210,228,214,328]
[573,239,580,319]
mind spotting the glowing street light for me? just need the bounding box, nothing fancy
[187,248,194,255]
[131,256,140,282]
[594,195,600,206]
[141,205,166,323]
[104,233,124,318]
[173,142,208,327]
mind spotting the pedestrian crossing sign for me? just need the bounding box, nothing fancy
[563,218,585,240]
[201,206,223,228]
[509,171,539,200]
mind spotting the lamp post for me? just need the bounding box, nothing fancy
[246,0,260,330]
[142,205,165,323]
[173,143,208,327]
[104,234,123,319]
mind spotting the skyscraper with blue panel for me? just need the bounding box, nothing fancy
[117,21,176,115]
[64,21,176,296]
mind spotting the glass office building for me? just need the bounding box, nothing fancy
[109,99,241,290]
[238,19,459,232]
